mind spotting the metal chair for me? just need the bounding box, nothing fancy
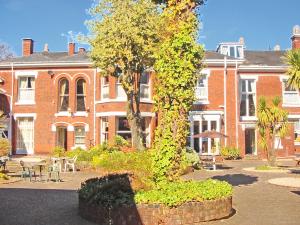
[20,160,36,182]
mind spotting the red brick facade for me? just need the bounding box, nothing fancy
[0,26,300,157]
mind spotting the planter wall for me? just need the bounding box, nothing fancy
[79,196,232,225]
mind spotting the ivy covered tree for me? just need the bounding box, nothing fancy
[152,0,205,182]
[86,0,161,150]
[257,97,288,166]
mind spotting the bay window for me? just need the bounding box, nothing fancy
[282,80,300,105]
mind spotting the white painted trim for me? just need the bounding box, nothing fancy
[85,124,90,132]
[73,112,88,117]
[189,110,224,115]
[194,101,210,105]
[239,74,259,81]
[0,88,7,94]
[55,112,71,117]
[282,104,300,108]
[67,125,74,131]
[279,75,289,81]
[71,145,87,150]
[14,113,37,120]
[240,116,257,121]
[288,115,300,119]
[15,101,36,105]
[238,65,287,72]
[51,124,56,132]
[0,62,92,68]
[96,99,154,104]
[96,111,155,117]
[15,70,38,78]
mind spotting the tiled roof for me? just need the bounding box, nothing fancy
[243,50,286,66]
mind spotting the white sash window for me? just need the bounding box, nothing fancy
[16,117,34,154]
[18,77,35,103]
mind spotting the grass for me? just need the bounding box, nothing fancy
[255,165,284,171]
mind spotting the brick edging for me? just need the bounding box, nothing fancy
[79,196,233,225]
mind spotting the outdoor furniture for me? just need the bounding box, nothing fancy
[64,155,77,172]
[32,160,47,181]
[20,160,36,182]
[47,162,61,182]
[0,156,9,171]
[51,157,64,172]
[199,155,217,170]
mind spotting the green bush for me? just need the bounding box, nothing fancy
[79,176,233,208]
[52,146,66,157]
[92,150,153,190]
[185,147,200,169]
[0,138,10,157]
[114,135,129,148]
[0,172,9,180]
[135,179,233,207]
[220,146,241,160]
[255,165,283,171]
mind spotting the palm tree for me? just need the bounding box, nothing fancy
[257,97,288,166]
[284,49,300,89]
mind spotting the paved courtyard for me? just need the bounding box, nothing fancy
[0,160,299,225]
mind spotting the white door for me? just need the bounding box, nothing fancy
[16,117,34,154]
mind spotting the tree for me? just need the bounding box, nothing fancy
[257,97,288,166]
[284,49,300,89]
[86,0,161,150]
[0,43,14,61]
[152,0,204,182]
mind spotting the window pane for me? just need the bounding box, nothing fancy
[118,117,130,131]
[60,96,69,111]
[240,94,246,116]
[194,121,199,135]
[76,96,86,111]
[241,80,246,92]
[194,138,199,152]
[230,46,235,57]
[211,121,217,131]
[117,133,132,142]
[77,80,84,94]
[202,121,208,132]
[236,46,241,58]
[249,94,255,116]
[75,127,85,136]
[141,72,149,84]
[202,138,208,153]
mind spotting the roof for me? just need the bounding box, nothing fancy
[0,49,288,67]
[243,50,286,66]
[0,51,90,65]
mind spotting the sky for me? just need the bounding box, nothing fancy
[0,0,300,56]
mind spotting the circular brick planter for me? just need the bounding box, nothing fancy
[79,196,232,225]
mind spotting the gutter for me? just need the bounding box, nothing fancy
[93,68,96,145]
[0,62,92,69]
[10,63,14,155]
[224,56,227,146]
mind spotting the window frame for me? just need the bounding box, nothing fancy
[101,76,109,100]
[76,78,87,112]
[195,69,210,104]
[116,77,127,99]
[101,117,109,144]
[281,78,300,106]
[74,126,86,147]
[17,76,35,104]
[240,78,257,120]
[140,72,151,100]
[58,78,70,112]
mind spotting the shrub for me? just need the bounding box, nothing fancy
[92,150,153,190]
[135,179,232,207]
[220,146,241,160]
[52,146,66,157]
[255,165,283,171]
[79,174,135,207]
[185,147,201,169]
[114,135,129,148]
[79,176,233,208]
[0,172,9,180]
[0,138,10,157]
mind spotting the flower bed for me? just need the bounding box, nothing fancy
[78,174,233,225]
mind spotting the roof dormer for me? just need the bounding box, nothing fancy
[216,37,245,59]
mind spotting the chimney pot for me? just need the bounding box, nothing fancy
[68,42,75,56]
[291,25,300,49]
[43,43,49,52]
[22,38,34,56]
[79,47,86,54]
[239,37,245,45]
[273,45,281,51]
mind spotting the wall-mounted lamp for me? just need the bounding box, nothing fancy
[47,70,55,78]
[0,77,4,84]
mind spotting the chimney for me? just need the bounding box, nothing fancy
[43,43,49,52]
[22,38,34,56]
[68,42,75,56]
[239,37,245,45]
[273,44,281,51]
[79,47,86,54]
[291,25,300,49]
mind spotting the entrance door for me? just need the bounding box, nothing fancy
[57,127,67,150]
[245,129,256,155]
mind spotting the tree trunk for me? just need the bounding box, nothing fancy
[268,135,277,167]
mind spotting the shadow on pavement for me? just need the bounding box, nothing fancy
[211,174,258,187]
[0,188,95,225]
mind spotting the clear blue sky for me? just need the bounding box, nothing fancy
[1,0,300,56]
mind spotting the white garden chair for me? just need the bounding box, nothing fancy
[64,155,78,172]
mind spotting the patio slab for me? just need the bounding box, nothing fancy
[268,177,300,188]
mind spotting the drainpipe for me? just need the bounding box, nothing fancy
[9,63,14,155]
[224,56,227,146]
[235,60,239,148]
[93,68,96,144]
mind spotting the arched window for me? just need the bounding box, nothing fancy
[76,79,86,111]
[59,79,69,112]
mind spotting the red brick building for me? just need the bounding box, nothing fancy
[1,25,300,158]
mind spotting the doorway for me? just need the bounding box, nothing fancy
[57,127,67,150]
[245,128,256,155]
